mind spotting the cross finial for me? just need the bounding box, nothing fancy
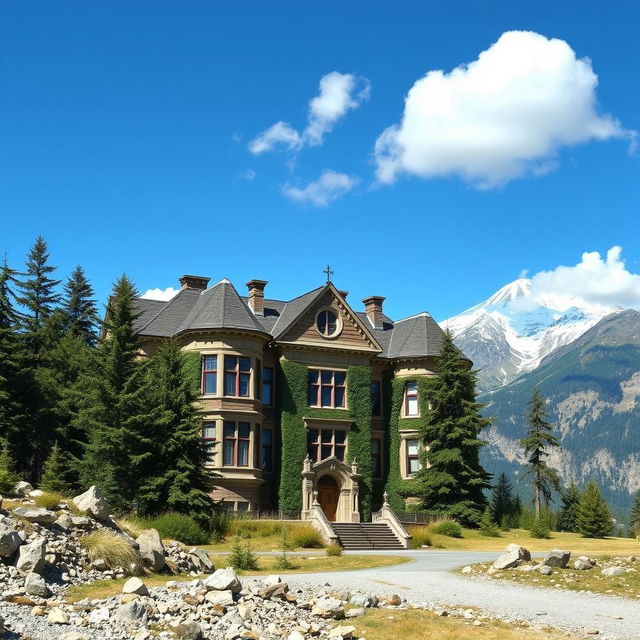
[323,264,334,283]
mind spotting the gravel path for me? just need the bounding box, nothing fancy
[285,550,640,640]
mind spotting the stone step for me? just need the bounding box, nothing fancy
[330,521,405,550]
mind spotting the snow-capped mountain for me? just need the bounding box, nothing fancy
[443,278,619,392]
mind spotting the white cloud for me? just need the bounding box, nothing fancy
[141,287,180,301]
[249,72,370,154]
[375,30,633,189]
[530,246,640,309]
[282,170,359,206]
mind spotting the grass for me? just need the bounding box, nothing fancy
[81,529,142,572]
[342,608,578,640]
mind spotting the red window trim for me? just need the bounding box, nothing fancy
[307,428,347,463]
[223,421,251,467]
[224,356,251,397]
[404,381,419,416]
[308,369,346,408]
[201,356,217,394]
[406,438,420,475]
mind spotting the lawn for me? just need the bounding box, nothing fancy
[340,608,578,640]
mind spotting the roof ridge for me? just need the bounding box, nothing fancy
[136,291,182,333]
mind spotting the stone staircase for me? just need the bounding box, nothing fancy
[330,522,405,550]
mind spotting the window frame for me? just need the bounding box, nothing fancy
[308,368,347,409]
[260,427,273,472]
[371,435,383,478]
[224,355,252,398]
[314,306,343,339]
[222,421,251,467]
[202,420,217,463]
[262,366,274,406]
[404,381,419,417]
[371,379,382,417]
[405,438,421,476]
[201,355,218,395]
[307,428,347,463]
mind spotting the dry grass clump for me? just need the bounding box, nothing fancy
[81,529,143,574]
[115,517,146,539]
[408,525,432,548]
[229,519,284,538]
[33,492,66,510]
[290,523,324,548]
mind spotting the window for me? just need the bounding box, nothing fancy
[308,369,346,408]
[316,309,339,337]
[371,380,382,417]
[406,439,421,475]
[202,420,216,462]
[223,421,250,466]
[371,436,383,478]
[404,381,419,416]
[224,356,251,397]
[262,367,274,406]
[307,428,346,462]
[202,356,217,394]
[255,360,262,400]
[260,428,273,472]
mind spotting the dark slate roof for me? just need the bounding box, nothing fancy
[270,286,324,339]
[240,297,286,334]
[134,299,167,332]
[385,312,445,359]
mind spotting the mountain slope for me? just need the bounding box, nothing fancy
[480,309,640,513]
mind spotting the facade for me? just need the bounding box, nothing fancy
[134,275,464,523]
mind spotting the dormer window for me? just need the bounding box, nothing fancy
[315,308,341,338]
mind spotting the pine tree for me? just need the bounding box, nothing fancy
[491,472,516,527]
[479,507,500,537]
[410,330,492,526]
[628,489,640,535]
[558,482,582,532]
[75,275,157,513]
[510,494,523,528]
[0,438,19,495]
[137,340,214,525]
[39,442,72,494]
[577,480,613,538]
[62,266,98,346]
[519,387,561,516]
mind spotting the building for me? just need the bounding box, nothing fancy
[134,274,461,527]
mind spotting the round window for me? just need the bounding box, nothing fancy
[316,309,341,338]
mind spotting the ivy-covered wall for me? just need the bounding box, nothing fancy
[277,358,374,520]
[383,374,433,511]
[182,350,202,395]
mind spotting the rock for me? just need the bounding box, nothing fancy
[89,607,110,623]
[136,528,165,571]
[349,593,378,608]
[175,621,204,639]
[122,576,149,596]
[55,514,73,530]
[461,565,472,574]
[205,589,234,606]
[261,574,282,587]
[204,567,242,593]
[288,632,305,640]
[538,565,552,575]
[601,566,624,577]
[386,594,402,606]
[72,485,110,520]
[12,507,57,524]
[574,556,595,571]
[542,549,571,568]
[24,571,49,597]
[31,605,46,616]
[311,597,345,619]
[16,536,46,574]
[47,607,70,624]
[0,522,22,557]
[29,489,44,497]
[0,614,4,634]
[60,634,90,640]
[115,599,148,627]
[189,546,214,571]
[15,480,33,496]
[329,625,356,638]
[346,607,365,618]
[70,516,91,528]
[492,544,531,569]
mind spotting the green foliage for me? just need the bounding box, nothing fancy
[478,508,501,537]
[325,542,343,556]
[558,482,582,532]
[229,534,259,570]
[62,265,98,347]
[208,512,231,543]
[406,331,492,526]
[39,442,73,494]
[577,480,613,538]
[34,492,65,510]
[0,439,19,495]
[146,513,209,545]
[529,518,551,539]
[629,489,640,534]
[429,519,463,538]
[491,473,519,529]
[408,526,432,548]
[274,527,297,570]
[291,523,323,548]
[81,529,142,572]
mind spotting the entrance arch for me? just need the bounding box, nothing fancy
[316,475,340,521]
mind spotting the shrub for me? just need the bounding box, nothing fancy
[208,512,231,542]
[228,519,282,539]
[147,513,209,545]
[229,535,259,570]
[577,480,613,538]
[529,518,551,539]
[325,543,343,556]
[290,523,323,548]
[81,530,142,573]
[479,508,501,537]
[408,525,432,548]
[429,519,463,538]
[0,439,18,496]
[34,492,65,511]
[274,527,297,569]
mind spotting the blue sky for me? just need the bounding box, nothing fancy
[1,1,638,321]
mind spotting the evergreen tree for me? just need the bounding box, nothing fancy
[75,275,157,513]
[491,472,516,526]
[510,494,523,528]
[628,489,640,535]
[62,266,98,346]
[409,330,492,526]
[0,438,19,495]
[39,442,72,494]
[137,340,214,525]
[577,480,613,538]
[478,507,500,537]
[558,482,582,532]
[519,387,561,516]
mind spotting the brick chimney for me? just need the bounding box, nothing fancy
[362,296,385,329]
[246,279,268,315]
[179,275,210,290]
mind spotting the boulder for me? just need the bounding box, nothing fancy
[261,574,282,587]
[115,599,148,627]
[16,537,46,573]
[311,597,345,619]
[0,522,22,557]
[55,514,73,530]
[122,576,149,596]
[24,571,49,597]
[349,593,378,608]
[29,489,44,497]
[601,566,624,577]
[329,626,356,639]
[89,607,110,623]
[72,486,110,520]
[542,549,571,568]
[12,507,57,525]
[15,481,33,496]
[136,529,165,572]
[204,567,242,593]
[175,621,204,640]
[47,607,70,624]
[492,544,531,569]
[205,589,234,606]
[189,546,214,571]
[386,594,402,606]
[538,565,552,575]
[574,556,595,571]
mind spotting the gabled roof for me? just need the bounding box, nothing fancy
[385,312,445,359]
[270,286,325,339]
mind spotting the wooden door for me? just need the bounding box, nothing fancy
[317,476,339,522]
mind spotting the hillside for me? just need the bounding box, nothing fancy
[480,309,640,514]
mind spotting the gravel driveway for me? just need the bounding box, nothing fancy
[285,550,640,640]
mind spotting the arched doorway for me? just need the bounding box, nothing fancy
[316,475,340,521]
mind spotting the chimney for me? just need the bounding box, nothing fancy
[338,290,349,299]
[179,275,210,290]
[362,296,385,329]
[246,279,268,315]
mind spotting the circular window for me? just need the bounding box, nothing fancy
[315,308,341,338]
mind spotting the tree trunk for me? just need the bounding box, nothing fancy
[534,471,541,517]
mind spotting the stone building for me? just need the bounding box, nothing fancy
[134,274,460,533]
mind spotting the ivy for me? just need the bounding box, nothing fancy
[182,351,201,395]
